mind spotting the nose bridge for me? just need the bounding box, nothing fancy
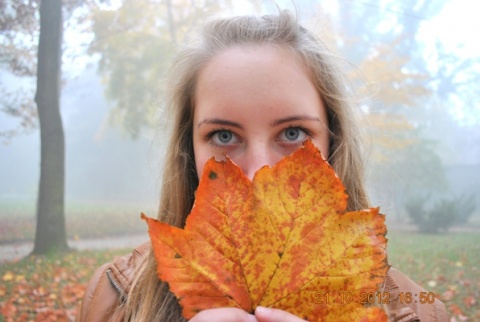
[242,141,276,180]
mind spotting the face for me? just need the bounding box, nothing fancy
[193,45,330,180]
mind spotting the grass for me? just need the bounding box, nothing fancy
[0,199,155,244]
[387,231,479,320]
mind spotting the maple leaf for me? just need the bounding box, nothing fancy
[143,140,389,321]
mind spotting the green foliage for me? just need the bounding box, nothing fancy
[405,194,476,233]
[89,0,236,138]
[367,131,450,222]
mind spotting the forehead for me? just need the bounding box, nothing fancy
[194,45,321,117]
[196,44,310,89]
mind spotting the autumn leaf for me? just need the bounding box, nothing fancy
[143,140,389,321]
[0,250,128,321]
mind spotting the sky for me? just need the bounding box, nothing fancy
[417,0,480,125]
[421,0,479,60]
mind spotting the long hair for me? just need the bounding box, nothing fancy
[124,10,369,321]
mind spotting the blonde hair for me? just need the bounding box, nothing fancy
[124,10,368,321]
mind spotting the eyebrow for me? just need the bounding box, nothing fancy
[197,115,322,129]
[197,118,243,129]
[270,115,322,127]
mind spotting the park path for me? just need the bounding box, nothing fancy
[0,234,148,263]
[1,224,478,263]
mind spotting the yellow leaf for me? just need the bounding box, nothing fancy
[144,140,389,321]
[2,271,14,282]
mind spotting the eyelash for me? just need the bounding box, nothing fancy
[205,127,232,140]
[284,125,312,137]
[205,125,313,144]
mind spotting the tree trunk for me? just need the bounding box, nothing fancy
[32,0,68,254]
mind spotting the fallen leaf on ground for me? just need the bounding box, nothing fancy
[143,140,389,321]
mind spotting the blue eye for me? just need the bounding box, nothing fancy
[208,129,240,146]
[216,130,233,143]
[285,128,300,141]
[281,127,308,142]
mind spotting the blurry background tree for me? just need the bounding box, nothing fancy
[0,0,103,254]
[33,0,67,254]
[88,0,251,137]
[0,0,40,141]
[406,193,476,233]
[331,0,480,226]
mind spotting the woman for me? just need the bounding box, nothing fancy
[76,10,448,322]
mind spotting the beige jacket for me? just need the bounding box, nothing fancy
[76,243,448,322]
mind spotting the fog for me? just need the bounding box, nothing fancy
[1,0,479,235]
[1,68,161,205]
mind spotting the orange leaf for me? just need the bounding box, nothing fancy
[463,295,475,308]
[143,140,389,321]
[449,304,464,316]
